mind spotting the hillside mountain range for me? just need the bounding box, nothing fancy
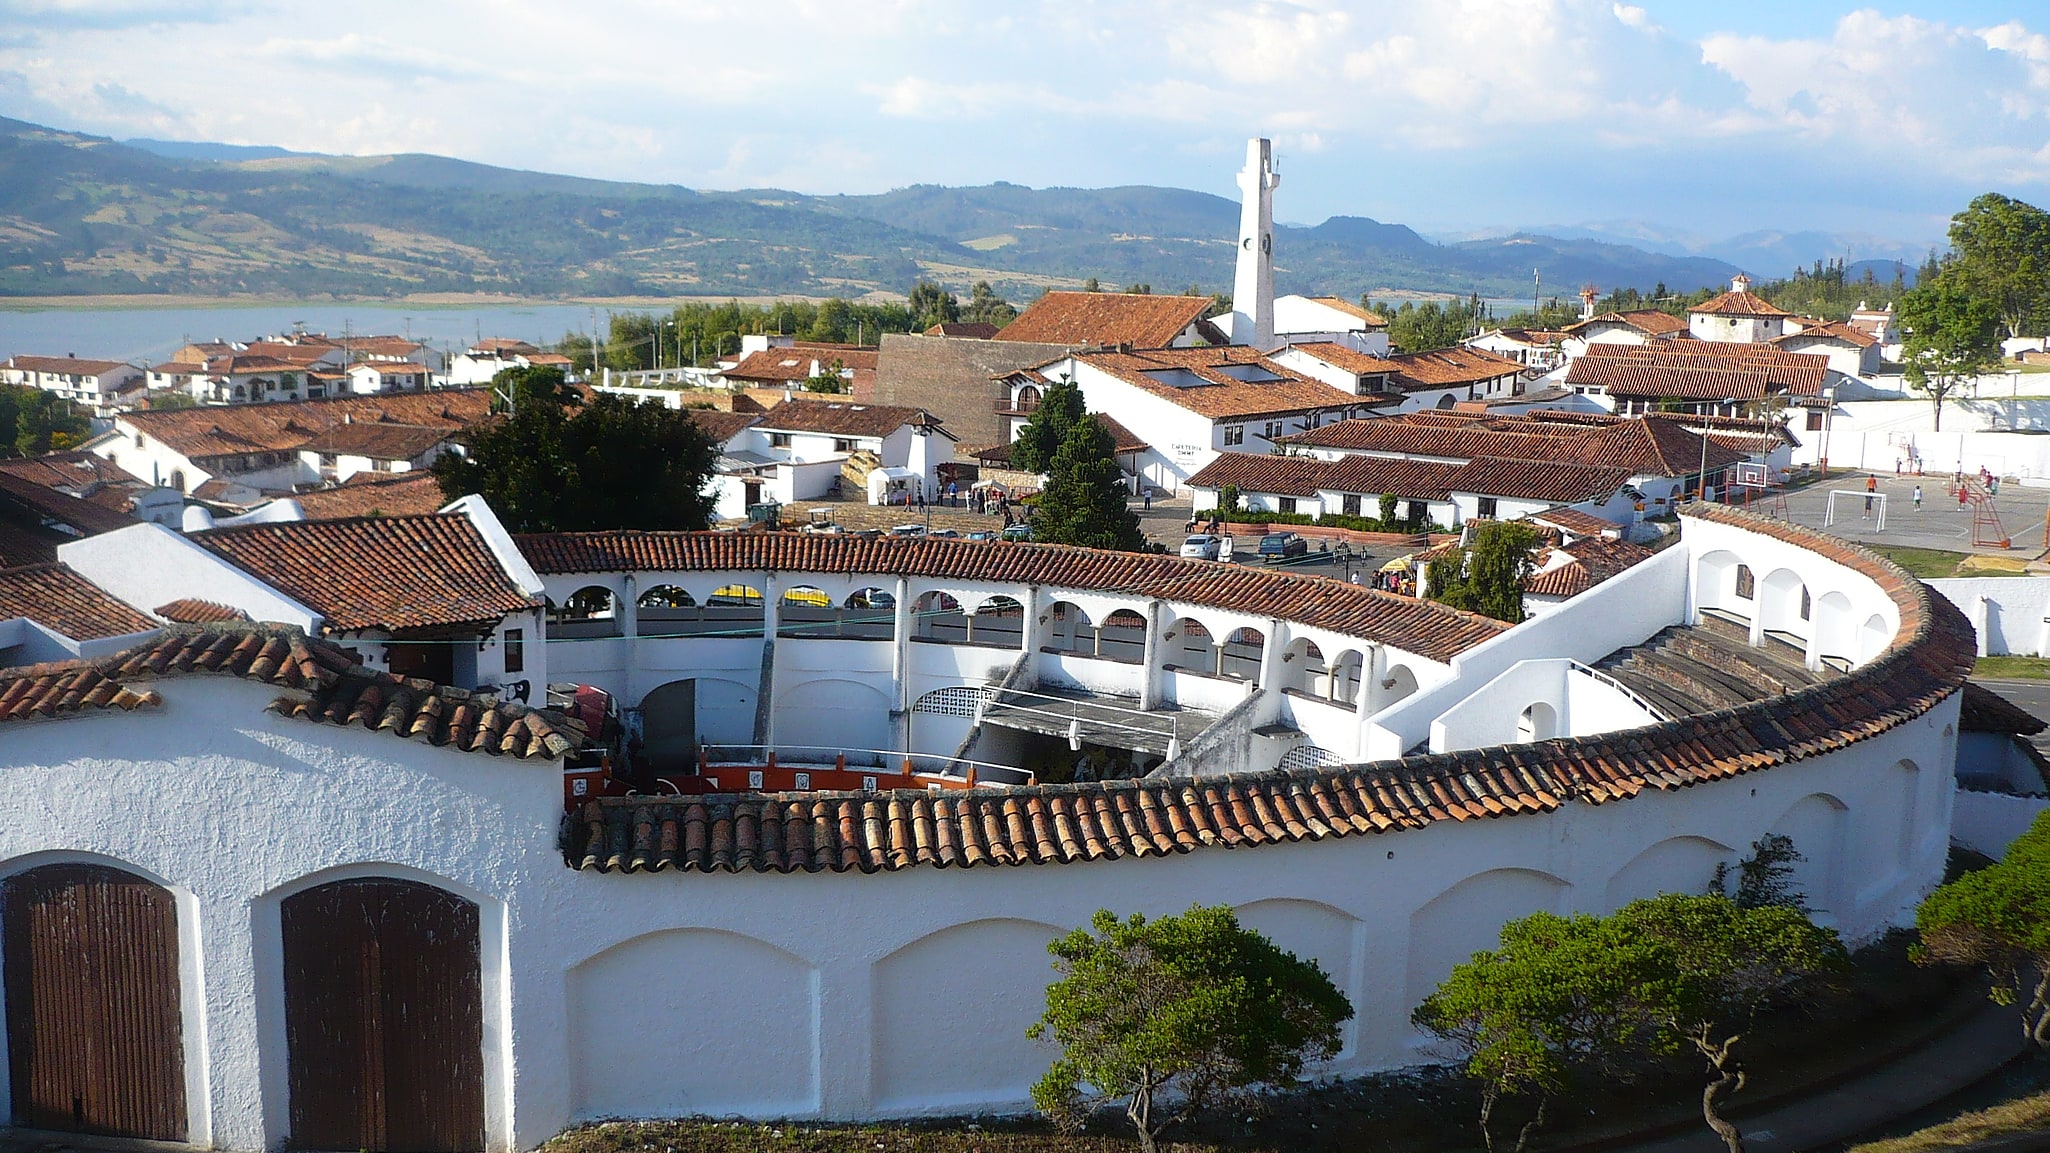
[0,115,1760,303]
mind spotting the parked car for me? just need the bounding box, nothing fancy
[926,528,962,540]
[888,524,927,538]
[965,530,999,542]
[1259,532,1308,561]
[1180,534,1221,560]
[1001,523,1033,541]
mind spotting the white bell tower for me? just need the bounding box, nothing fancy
[1230,137,1279,349]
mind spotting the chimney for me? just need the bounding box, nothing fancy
[1578,286,1598,321]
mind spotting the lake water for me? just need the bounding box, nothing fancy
[0,301,672,366]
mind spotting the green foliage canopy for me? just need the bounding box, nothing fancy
[1945,193,2050,340]
[431,366,720,532]
[1031,416,1144,552]
[1427,520,1542,623]
[1011,376,1087,476]
[1918,809,2050,1048]
[1897,266,2003,432]
[0,384,91,457]
[1029,906,1352,1153]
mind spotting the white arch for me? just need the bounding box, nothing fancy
[1407,868,1570,1009]
[872,918,1065,1109]
[1860,613,1893,662]
[1768,792,1850,920]
[1757,568,1807,636]
[1233,898,1361,1057]
[1813,590,1857,662]
[1605,835,1735,909]
[1382,663,1420,706]
[567,929,818,1118]
[1695,549,1742,616]
[1517,701,1558,742]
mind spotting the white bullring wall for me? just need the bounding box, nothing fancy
[0,513,1967,1150]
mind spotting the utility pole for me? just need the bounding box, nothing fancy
[1533,268,1540,317]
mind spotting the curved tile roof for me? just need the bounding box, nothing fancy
[562,505,1974,875]
[0,625,583,758]
[512,531,1508,664]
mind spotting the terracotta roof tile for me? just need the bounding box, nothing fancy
[721,348,880,384]
[1386,347,1525,389]
[1691,289,1791,318]
[995,292,1215,347]
[561,505,1973,876]
[0,563,155,639]
[1563,342,1828,401]
[120,390,492,461]
[751,399,936,439]
[4,355,131,377]
[0,625,581,757]
[1564,309,1689,338]
[1448,457,1632,504]
[513,531,1508,664]
[292,473,450,521]
[299,422,452,461]
[1775,320,1878,350]
[1524,537,1654,599]
[153,598,250,624]
[1960,682,2046,736]
[1047,346,1358,421]
[194,513,536,631]
[1284,343,1398,375]
[1186,453,1458,501]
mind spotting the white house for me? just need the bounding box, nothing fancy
[998,346,1365,493]
[0,355,144,410]
[448,340,574,387]
[345,361,432,395]
[297,421,457,483]
[1270,295,1391,356]
[1689,275,1798,343]
[1466,328,1569,371]
[1774,321,1883,379]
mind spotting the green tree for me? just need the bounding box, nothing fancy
[802,358,848,393]
[1416,911,1676,1153]
[1711,833,1808,912]
[1011,376,1087,475]
[1946,193,2050,340]
[1897,267,2003,432]
[1918,809,2050,1048]
[1614,894,1848,1153]
[1031,417,1143,551]
[963,280,1019,327]
[1029,906,1352,1153]
[1387,293,1488,352]
[1378,492,1399,526]
[908,280,960,330]
[1427,521,1541,623]
[0,385,89,457]
[432,366,720,531]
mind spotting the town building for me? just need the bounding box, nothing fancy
[0,354,145,411]
[997,346,1365,492]
[448,339,574,387]
[872,331,1072,449]
[1689,275,1796,343]
[1270,295,1390,355]
[0,500,1973,1147]
[1466,328,1569,371]
[993,291,1226,349]
[1562,340,1830,417]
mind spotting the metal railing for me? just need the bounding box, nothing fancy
[697,743,1034,785]
[1564,660,1669,722]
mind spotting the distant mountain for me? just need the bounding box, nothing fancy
[0,116,1744,302]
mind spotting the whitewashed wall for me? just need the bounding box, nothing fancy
[1928,578,2050,657]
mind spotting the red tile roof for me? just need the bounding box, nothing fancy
[0,626,581,758]
[1775,321,1877,350]
[513,531,1508,664]
[1303,297,1388,326]
[1524,537,1654,599]
[299,422,452,461]
[6,355,132,377]
[1690,289,1790,318]
[1054,346,1358,421]
[1564,309,1690,338]
[1284,343,1398,375]
[291,473,451,521]
[684,409,763,445]
[1386,347,1525,389]
[751,399,936,439]
[995,292,1215,348]
[0,563,155,639]
[722,348,881,384]
[1185,453,1458,502]
[1564,417,1746,476]
[194,513,537,631]
[1563,342,1828,401]
[1448,457,1631,504]
[153,598,250,624]
[0,472,137,535]
[561,504,1974,875]
[120,390,493,461]
[1527,506,1620,538]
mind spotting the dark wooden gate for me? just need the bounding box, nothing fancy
[2,863,186,1140]
[281,878,484,1153]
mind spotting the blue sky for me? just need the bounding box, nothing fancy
[3,1,2049,254]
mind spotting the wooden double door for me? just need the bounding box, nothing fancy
[2,863,187,1141]
[282,878,485,1153]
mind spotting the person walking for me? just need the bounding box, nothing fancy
[1913,484,1923,511]
[1863,475,1876,519]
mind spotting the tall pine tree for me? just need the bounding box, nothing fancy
[1012,376,1087,475]
[1031,417,1143,551]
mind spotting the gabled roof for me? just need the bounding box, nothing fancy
[682,408,762,445]
[154,598,250,624]
[1563,342,1829,400]
[721,348,881,383]
[1524,537,1655,599]
[1386,347,1525,389]
[292,473,450,521]
[299,422,452,461]
[0,563,155,639]
[1775,320,1877,350]
[193,512,537,632]
[752,399,936,439]
[995,292,1215,348]
[1691,289,1791,318]
[119,390,493,460]
[1056,346,1357,421]
[1282,342,1398,375]
[0,626,581,759]
[975,414,1149,466]
[1566,417,1745,476]
[0,471,137,535]
[1282,417,1575,461]
[1527,506,1621,539]
[1564,309,1690,338]
[5,355,133,377]
[924,322,1000,339]
[1185,453,1458,502]
[1447,457,1631,504]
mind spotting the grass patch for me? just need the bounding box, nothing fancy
[1867,545,1976,579]
[1846,1087,2050,1153]
[1976,655,2050,680]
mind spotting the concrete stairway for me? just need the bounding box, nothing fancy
[1595,622,1837,719]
